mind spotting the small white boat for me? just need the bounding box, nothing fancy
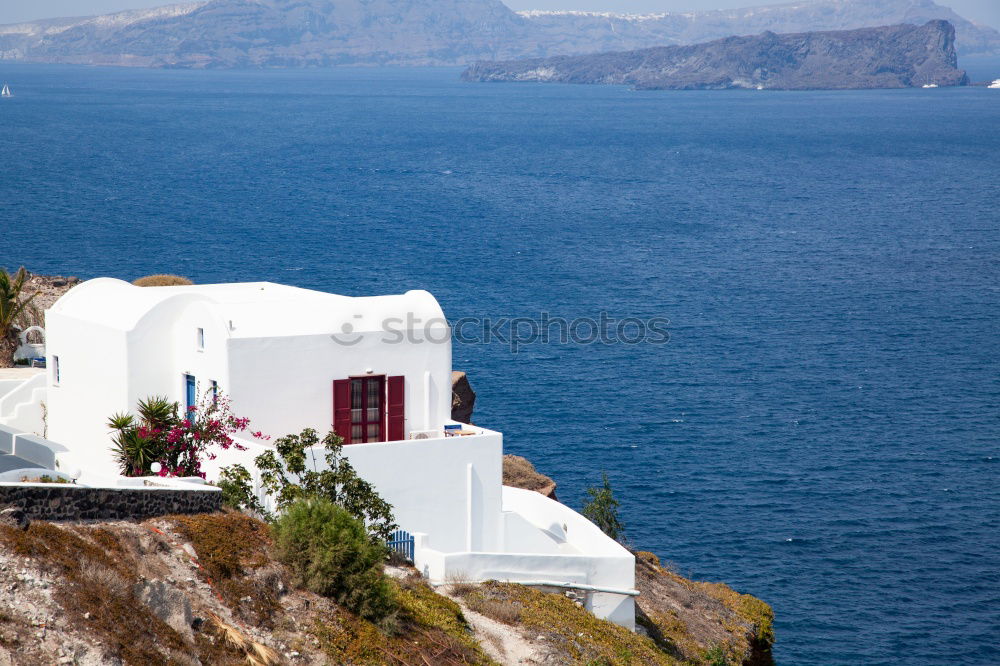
[988,79,1000,89]
[922,83,939,89]
[0,83,11,98]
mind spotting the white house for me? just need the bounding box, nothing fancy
[0,278,636,628]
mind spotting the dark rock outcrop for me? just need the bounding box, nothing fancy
[0,0,995,68]
[451,371,476,424]
[463,20,969,90]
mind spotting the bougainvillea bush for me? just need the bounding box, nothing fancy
[108,391,266,478]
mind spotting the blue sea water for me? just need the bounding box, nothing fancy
[1,64,999,664]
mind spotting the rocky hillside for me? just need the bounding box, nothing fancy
[21,274,81,313]
[0,0,996,67]
[463,20,969,90]
[0,511,772,665]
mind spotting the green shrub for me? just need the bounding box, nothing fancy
[217,464,268,519]
[582,472,625,543]
[132,274,193,287]
[272,498,398,626]
[255,428,397,540]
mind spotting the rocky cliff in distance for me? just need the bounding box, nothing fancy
[0,0,529,67]
[0,0,997,67]
[518,0,1000,59]
[463,20,969,90]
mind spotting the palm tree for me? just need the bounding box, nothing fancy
[0,267,37,368]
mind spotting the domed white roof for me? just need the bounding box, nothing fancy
[49,278,447,338]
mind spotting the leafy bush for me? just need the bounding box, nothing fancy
[272,498,398,626]
[582,472,625,543]
[217,464,268,518]
[249,428,397,540]
[132,274,193,287]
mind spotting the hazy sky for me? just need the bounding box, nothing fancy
[2,0,998,28]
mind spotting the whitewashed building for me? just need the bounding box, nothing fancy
[0,278,636,628]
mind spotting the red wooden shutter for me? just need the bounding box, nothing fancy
[387,375,405,442]
[333,379,352,444]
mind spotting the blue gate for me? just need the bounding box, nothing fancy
[387,529,414,562]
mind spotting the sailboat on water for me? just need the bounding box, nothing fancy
[0,83,11,98]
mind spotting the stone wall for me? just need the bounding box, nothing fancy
[0,485,220,521]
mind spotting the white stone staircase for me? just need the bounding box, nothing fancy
[0,373,47,435]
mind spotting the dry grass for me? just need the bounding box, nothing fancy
[502,455,557,497]
[445,572,478,598]
[0,522,190,664]
[207,613,281,666]
[171,511,283,628]
[466,581,680,665]
[133,274,194,287]
[311,573,496,665]
[466,597,522,626]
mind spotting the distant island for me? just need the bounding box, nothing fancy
[0,0,996,68]
[462,21,970,91]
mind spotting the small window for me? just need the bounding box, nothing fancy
[53,355,60,386]
[210,380,218,403]
[197,328,205,351]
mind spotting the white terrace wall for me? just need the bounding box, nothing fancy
[344,433,504,553]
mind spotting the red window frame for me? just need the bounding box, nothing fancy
[333,375,405,444]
